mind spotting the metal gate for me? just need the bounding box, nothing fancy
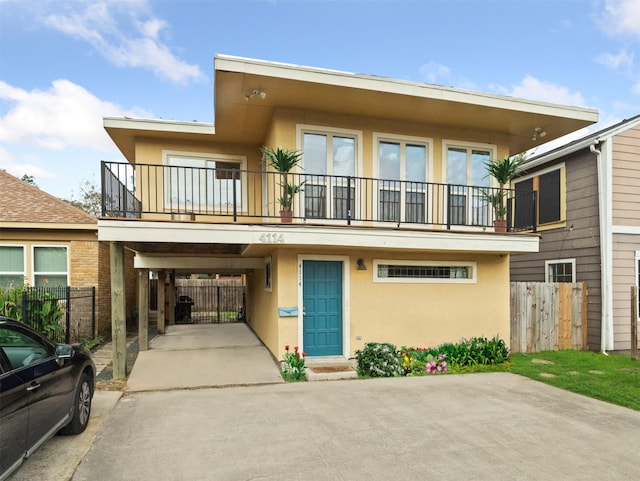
[175,280,246,324]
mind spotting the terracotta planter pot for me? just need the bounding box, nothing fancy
[493,219,507,233]
[280,210,293,223]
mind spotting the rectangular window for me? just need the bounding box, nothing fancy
[264,257,272,292]
[0,245,25,286]
[33,246,68,287]
[538,169,561,224]
[302,131,357,219]
[545,259,575,283]
[445,143,494,227]
[374,260,476,284]
[164,153,245,213]
[514,166,564,229]
[636,252,640,320]
[376,136,430,224]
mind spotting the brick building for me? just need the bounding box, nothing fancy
[0,169,135,339]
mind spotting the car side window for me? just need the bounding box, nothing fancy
[0,326,53,370]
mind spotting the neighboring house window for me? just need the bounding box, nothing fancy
[444,142,495,226]
[164,152,245,213]
[636,252,640,320]
[301,129,358,220]
[33,246,68,287]
[514,165,564,229]
[545,259,575,283]
[374,260,476,284]
[375,134,431,224]
[0,245,26,286]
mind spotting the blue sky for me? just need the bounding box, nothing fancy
[1,0,639,200]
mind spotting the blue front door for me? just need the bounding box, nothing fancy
[303,260,343,356]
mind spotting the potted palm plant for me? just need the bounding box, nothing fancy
[261,146,305,223]
[484,154,525,232]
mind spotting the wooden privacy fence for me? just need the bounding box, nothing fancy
[510,282,587,353]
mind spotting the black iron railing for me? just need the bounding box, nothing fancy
[101,161,537,232]
[0,286,96,344]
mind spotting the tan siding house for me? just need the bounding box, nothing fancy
[100,55,597,362]
[511,115,640,353]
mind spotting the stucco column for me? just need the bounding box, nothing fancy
[110,242,127,379]
[157,271,166,334]
[138,269,149,351]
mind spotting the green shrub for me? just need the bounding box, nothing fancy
[438,336,509,367]
[355,342,403,377]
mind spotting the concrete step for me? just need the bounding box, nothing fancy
[305,358,358,381]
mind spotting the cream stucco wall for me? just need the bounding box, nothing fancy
[250,246,511,360]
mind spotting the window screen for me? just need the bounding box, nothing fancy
[539,169,561,224]
[0,246,25,286]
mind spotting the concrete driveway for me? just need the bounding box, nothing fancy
[70,373,640,481]
[127,323,284,391]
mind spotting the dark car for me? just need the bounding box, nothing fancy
[0,316,95,481]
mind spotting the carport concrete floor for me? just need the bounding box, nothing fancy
[70,373,640,481]
[126,323,284,391]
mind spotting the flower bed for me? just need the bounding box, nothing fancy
[355,336,509,378]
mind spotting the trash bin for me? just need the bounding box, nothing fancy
[175,295,194,323]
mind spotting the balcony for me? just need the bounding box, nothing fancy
[101,161,537,232]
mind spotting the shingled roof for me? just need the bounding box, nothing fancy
[0,169,97,225]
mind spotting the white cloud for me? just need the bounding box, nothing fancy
[0,79,152,152]
[507,75,587,107]
[600,0,640,39]
[419,62,451,84]
[40,0,205,85]
[595,49,634,70]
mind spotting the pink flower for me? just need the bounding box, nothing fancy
[285,345,290,351]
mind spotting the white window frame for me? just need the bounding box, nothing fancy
[635,251,640,320]
[296,125,363,223]
[373,259,477,284]
[32,245,69,287]
[545,258,576,283]
[442,141,497,228]
[0,244,27,286]
[163,150,248,213]
[372,133,433,224]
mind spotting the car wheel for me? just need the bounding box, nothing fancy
[59,372,93,435]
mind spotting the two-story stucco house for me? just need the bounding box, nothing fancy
[99,55,598,361]
[511,115,640,353]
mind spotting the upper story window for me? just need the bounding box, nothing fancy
[514,164,564,229]
[545,258,575,282]
[164,152,246,213]
[0,245,26,287]
[33,246,68,287]
[298,126,362,220]
[444,142,495,226]
[374,133,432,224]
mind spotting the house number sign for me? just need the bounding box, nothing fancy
[259,233,285,244]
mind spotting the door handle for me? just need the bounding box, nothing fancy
[27,382,41,392]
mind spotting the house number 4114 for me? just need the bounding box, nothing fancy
[259,233,285,244]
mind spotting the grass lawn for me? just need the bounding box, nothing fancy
[508,350,640,411]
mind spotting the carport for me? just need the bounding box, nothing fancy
[126,323,283,391]
[107,240,264,379]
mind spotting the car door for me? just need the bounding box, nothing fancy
[0,324,75,460]
[0,346,31,479]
